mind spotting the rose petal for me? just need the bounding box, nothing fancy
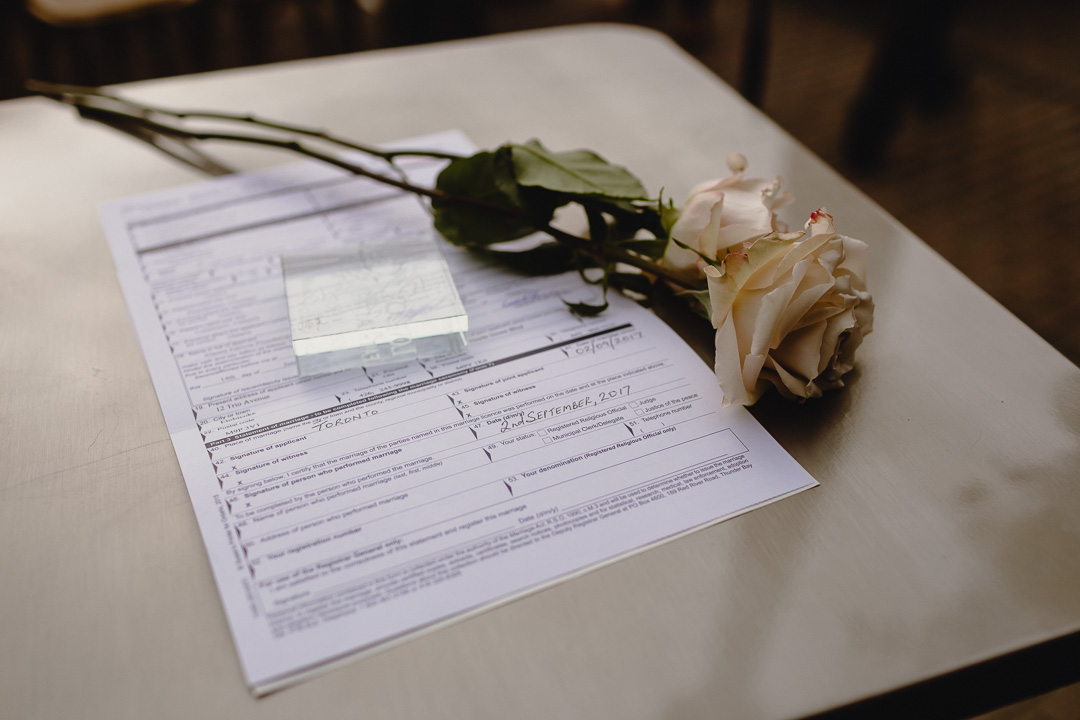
[713,313,750,407]
[762,177,795,214]
[750,281,799,357]
[771,320,829,382]
[741,351,768,402]
[716,223,775,255]
[837,235,870,290]
[727,233,803,293]
[770,230,836,282]
[806,208,836,235]
[664,190,726,275]
[776,273,834,341]
[763,356,822,400]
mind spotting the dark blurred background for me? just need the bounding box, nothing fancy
[3,0,1079,368]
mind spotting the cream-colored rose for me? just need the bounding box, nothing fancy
[661,156,794,284]
[703,209,873,406]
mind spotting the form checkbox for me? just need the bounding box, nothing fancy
[629,401,638,408]
[635,409,644,416]
[543,436,553,444]
[538,428,547,436]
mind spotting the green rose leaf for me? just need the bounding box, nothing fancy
[595,198,667,247]
[433,149,550,247]
[617,236,668,259]
[563,299,610,317]
[510,140,649,200]
[685,289,713,321]
[482,243,575,275]
[659,193,680,236]
[607,271,654,298]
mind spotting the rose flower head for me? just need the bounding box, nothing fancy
[661,154,794,284]
[702,208,874,406]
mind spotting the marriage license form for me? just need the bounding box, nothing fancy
[99,132,817,694]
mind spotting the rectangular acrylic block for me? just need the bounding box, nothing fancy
[283,232,468,375]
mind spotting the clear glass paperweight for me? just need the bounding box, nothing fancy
[283,232,468,376]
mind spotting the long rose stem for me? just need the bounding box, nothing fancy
[28,80,698,290]
[26,80,464,163]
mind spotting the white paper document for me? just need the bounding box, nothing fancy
[99,131,817,694]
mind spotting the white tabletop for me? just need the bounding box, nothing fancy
[2,24,1078,720]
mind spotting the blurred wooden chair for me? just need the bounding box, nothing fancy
[3,0,371,100]
[26,0,195,25]
[842,0,964,171]
[5,0,773,109]
[612,0,771,106]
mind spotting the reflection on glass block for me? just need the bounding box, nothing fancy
[283,232,468,375]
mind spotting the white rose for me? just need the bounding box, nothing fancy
[661,155,794,284]
[703,209,874,406]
